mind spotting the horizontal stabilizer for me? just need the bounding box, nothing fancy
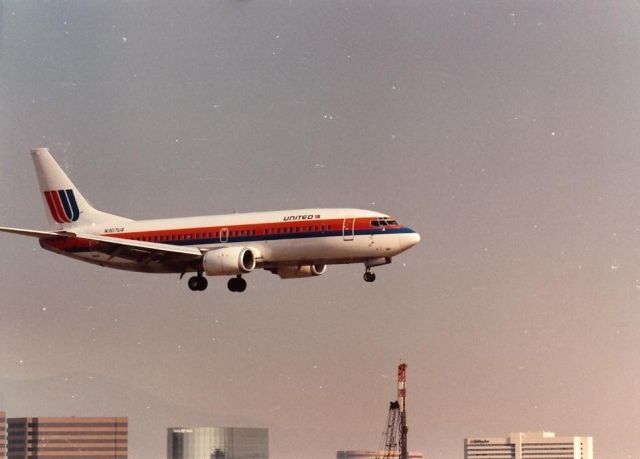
[0,226,62,239]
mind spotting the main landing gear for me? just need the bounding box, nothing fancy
[363,268,376,283]
[185,273,247,293]
[188,272,208,291]
[227,275,247,293]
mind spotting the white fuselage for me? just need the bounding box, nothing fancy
[42,208,420,274]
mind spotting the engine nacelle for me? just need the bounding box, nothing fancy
[202,247,256,276]
[276,264,327,279]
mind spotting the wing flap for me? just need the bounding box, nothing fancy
[70,232,202,257]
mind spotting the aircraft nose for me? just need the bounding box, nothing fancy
[402,229,421,249]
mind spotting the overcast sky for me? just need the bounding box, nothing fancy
[1,1,640,459]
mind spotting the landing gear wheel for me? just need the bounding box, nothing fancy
[188,274,208,291]
[227,275,247,293]
[188,276,200,291]
[197,276,208,291]
[363,271,376,283]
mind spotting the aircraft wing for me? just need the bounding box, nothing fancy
[0,226,204,271]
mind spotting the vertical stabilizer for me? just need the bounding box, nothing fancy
[31,148,132,230]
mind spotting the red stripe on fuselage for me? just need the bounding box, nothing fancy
[104,217,400,243]
[41,236,93,252]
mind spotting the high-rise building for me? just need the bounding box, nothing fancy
[7,417,127,458]
[167,427,268,459]
[464,432,593,459]
[336,450,423,459]
[0,412,6,459]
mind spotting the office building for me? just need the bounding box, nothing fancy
[7,417,127,458]
[167,427,268,459]
[465,432,593,459]
[0,412,6,459]
[337,451,423,459]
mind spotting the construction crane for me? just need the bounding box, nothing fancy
[398,363,408,459]
[377,363,409,459]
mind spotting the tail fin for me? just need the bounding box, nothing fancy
[31,148,132,230]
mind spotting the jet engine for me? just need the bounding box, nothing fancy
[202,247,257,276]
[276,264,327,279]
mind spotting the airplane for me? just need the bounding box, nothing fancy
[0,148,421,292]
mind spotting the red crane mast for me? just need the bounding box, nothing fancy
[398,363,408,459]
[377,363,409,459]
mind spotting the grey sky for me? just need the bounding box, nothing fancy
[1,1,640,459]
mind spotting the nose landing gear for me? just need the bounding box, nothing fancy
[363,268,376,283]
[228,275,247,293]
[188,272,208,291]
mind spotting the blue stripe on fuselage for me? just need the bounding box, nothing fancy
[62,227,417,253]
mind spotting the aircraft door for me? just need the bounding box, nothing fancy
[220,228,229,243]
[342,217,355,241]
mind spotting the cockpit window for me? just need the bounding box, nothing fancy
[371,217,400,227]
